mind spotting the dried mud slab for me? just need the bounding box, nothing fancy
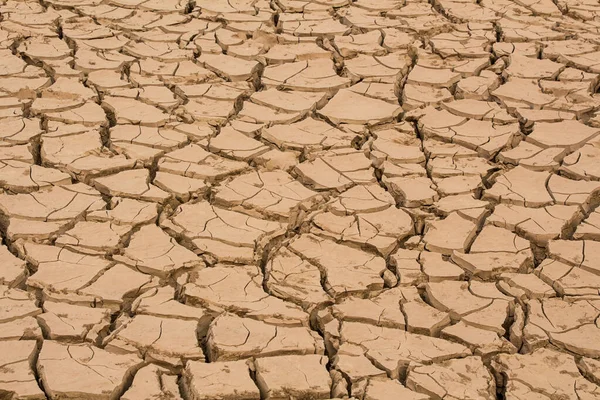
[261,117,356,152]
[0,340,45,399]
[293,149,376,191]
[340,321,471,379]
[308,206,414,256]
[522,297,600,357]
[205,314,323,361]
[162,201,285,263]
[122,364,182,400]
[37,302,111,342]
[183,264,308,325]
[80,263,158,311]
[0,243,28,287]
[184,360,260,400]
[318,89,402,125]
[537,258,600,296]
[158,144,249,183]
[441,321,517,358]
[492,348,600,399]
[214,170,321,220]
[262,59,351,92]
[288,234,387,296]
[406,356,496,399]
[254,355,332,399]
[116,224,201,278]
[423,212,478,254]
[93,169,170,204]
[16,241,114,297]
[37,341,143,399]
[0,184,105,232]
[425,280,514,334]
[104,314,204,366]
[265,247,331,308]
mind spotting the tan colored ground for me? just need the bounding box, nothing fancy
[1,0,600,399]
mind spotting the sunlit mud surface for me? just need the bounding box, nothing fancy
[1,0,600,399]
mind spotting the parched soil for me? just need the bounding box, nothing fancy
[0,0,600,399]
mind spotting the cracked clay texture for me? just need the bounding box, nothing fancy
[2,0,600,399]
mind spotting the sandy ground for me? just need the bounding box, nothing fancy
[1,0,600,399]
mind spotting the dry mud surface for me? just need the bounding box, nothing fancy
[2,0,600,399]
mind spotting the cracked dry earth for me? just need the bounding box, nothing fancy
[5,1,600,400]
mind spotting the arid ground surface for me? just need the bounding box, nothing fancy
[2,0,600,399]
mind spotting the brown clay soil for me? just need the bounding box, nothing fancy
[1,0,600,399]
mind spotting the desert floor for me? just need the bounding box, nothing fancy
[1,0,600,399]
